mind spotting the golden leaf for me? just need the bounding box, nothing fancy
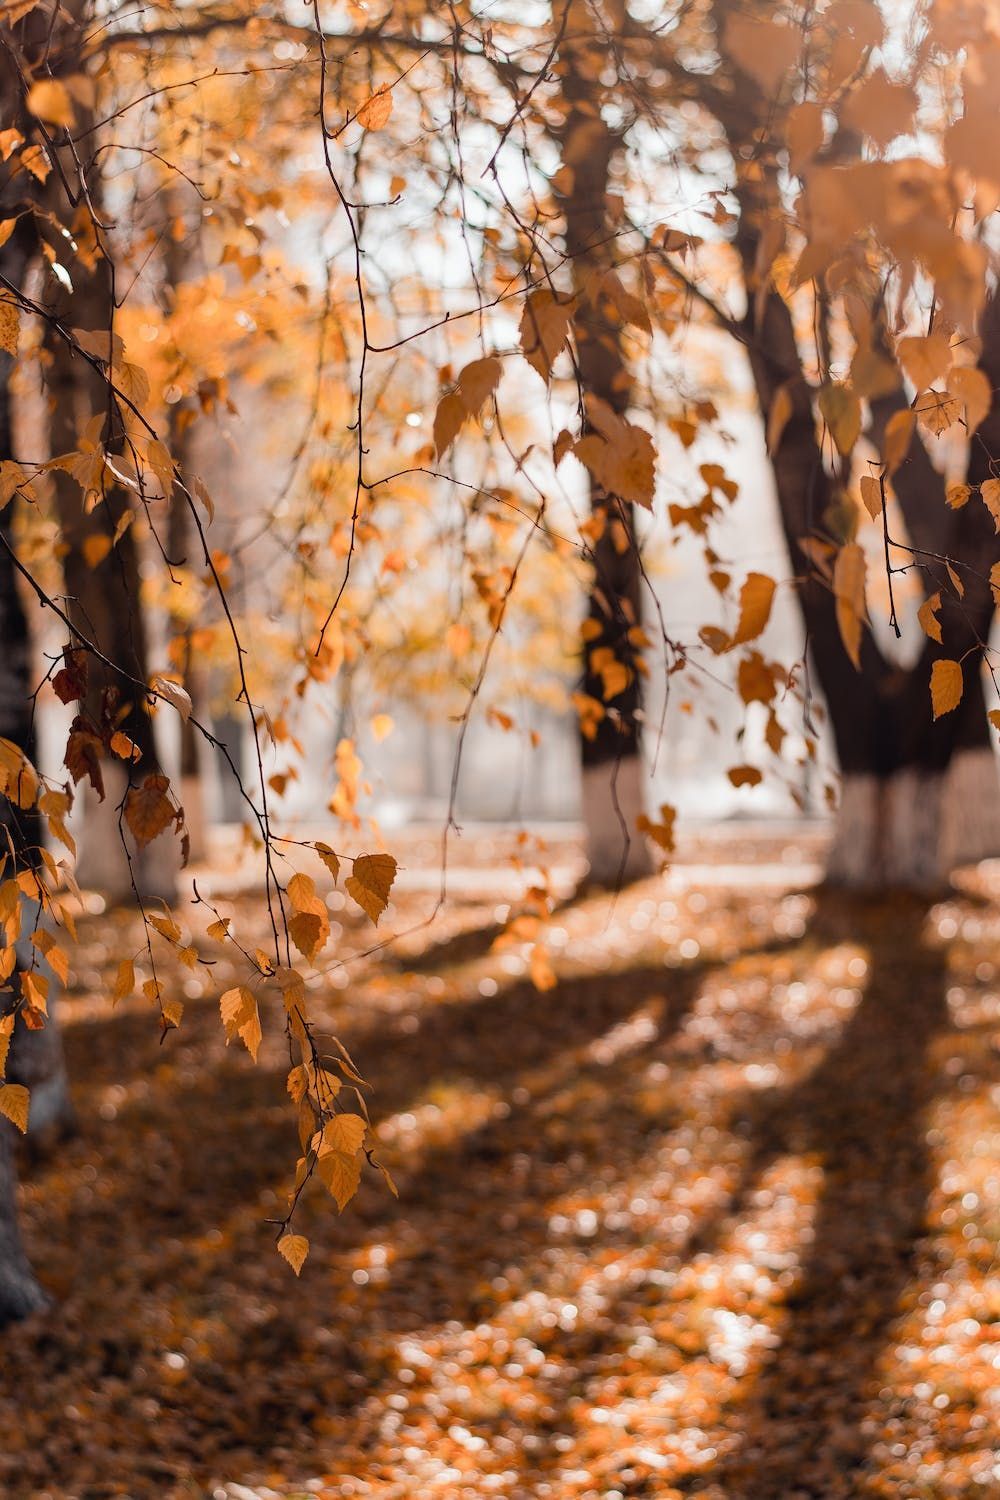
[529,944,557,992]
[0,296,18,357]
[316,1146,362,1209]
[277,1233,309,1275]
[0,1082,29,1133]
[112,958,134,1003]
[219,985,262,1062]
[859,474,883,519]
[897,332,951,392]
[930,658,963,719]
[981,477,1000,531]
[345,853,397,925]
[319,1113,367,1155]
[946,482,972,509]
[948,366,992,436]
[818,383,861,456]
[26,78,74,128]
[314,841,341,882]
[833,542,867,670]
[917,592,943,644]
[357,85,392,131]
[882,409,915,474]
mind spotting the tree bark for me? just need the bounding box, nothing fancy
[0,226,51,1321]
[557,34,653,885]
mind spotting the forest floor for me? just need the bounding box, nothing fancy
[2,825,1000,1500]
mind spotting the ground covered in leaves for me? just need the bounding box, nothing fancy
[2,827,1000,1500]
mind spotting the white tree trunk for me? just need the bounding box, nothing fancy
[75,760,179,903]
[826,749,1000,890]
[582,755,654,886]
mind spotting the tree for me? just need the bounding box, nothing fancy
[1,0,1000,1324]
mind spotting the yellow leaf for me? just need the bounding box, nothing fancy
[980,477,1000,531]
[0,1082,29,1133]
[314,842,341,881]
[0,295,18,357]
[529,944,557,992]
[818,383,861,456]
[357,85,392,131]
[897,332,951,392]
[859,473,883,520]
[930,658,963,720]
[946,482,971,509]
[345,852,397,925]
[26,78,74,128]
[277,1233,309,1275]
[112,958,134,1003]
[833,542,867,670]
[882,408,914,475]
[948,366,992,436]
[917,592,943,644]
[219,985,262,1062]
[316,1147,362,1210]
[370,713,394,743]
[31,930,69,985]
[0,1013,13,1077]
[729,572,775,647]
[161,997,183,1030]
[319,1113,367,1155]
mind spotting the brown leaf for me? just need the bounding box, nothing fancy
[124,774,175,847]
[930,658,963,719]
[433,391,466,458]
[729,573,776,648]
[345,853,397,925]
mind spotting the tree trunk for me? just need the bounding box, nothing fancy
[0,226,50,1320]
[42,198,177,905]
[734,181,999,889]
[557,34,653,886]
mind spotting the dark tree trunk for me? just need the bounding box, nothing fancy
[557,42,652,884]
[734,172,999,888]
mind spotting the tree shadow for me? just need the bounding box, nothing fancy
[508,887,956,1498]
[680,889,950,1497]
